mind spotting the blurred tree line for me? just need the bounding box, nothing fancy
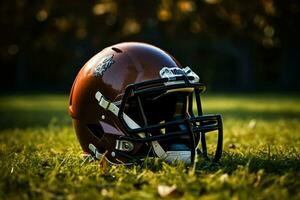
[0,0,299,92]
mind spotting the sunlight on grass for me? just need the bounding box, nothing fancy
[0,94,70,129]
[0,95,68,111]
[203,94,300,113]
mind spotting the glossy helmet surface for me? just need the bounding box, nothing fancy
[69,42,223,165]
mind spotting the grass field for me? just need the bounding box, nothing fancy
[0,93,299,200]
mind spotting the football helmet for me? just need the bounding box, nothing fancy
[68,42,223,165]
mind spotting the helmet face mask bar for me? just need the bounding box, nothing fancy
[113,75,223,165]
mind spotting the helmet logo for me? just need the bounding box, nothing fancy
[93,54,115,77]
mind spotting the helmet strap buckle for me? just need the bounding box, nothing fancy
[115,140,134,152]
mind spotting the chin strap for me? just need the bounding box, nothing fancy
[95,91,119,116]
[95,92,138,129]
[151,140,192,164]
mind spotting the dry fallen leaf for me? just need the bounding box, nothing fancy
[228,143,236,149]
[248,119,256,129]
[219,173,229,183]
[157,184,177,197]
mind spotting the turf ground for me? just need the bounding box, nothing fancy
[0,93,299,199]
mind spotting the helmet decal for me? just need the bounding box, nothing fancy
[93,54,115,77]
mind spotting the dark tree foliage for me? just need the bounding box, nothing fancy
[0,0,299,91]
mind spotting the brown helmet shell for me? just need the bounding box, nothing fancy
[69,42,182,159]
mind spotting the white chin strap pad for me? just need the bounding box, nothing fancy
[152,141,192,164]
[163,151,191,165]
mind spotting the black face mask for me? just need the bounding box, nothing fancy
[117,76,223,164]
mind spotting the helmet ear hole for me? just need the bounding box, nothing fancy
[87,124,104,140]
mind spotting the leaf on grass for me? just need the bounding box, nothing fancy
[99,154,108,169]
[157,184,177,197]
[254,169,264,187]
[228,143,236,149]
[248,119,256,129]
[219,173,229,183]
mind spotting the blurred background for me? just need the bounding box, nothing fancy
[0,0,299,92]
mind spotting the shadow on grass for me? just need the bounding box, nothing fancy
[196,153,300,174]
[135,150,300,175]
[192,148,300,175]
